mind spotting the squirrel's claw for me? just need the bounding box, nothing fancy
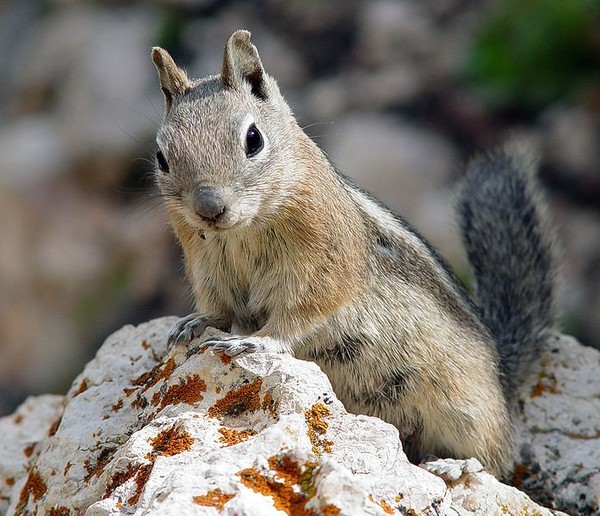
[200,335,260,356]
[168,314,210,347]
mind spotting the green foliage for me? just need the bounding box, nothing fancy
[155,9,188,55]
[465,0,600,111]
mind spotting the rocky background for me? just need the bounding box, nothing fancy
[0,0,599,416]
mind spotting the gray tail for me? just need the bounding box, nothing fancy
[456,152,556,400]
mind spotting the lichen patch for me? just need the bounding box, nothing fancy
[104,464,137,499]
[48,416,62,437]
[146,426,195,460]
[105,463,154,507]
[72,379,88,397]
[262,391,279,419]
[218,427,257,446]
[131,357,176,393]
[369,495,394,514]
[208,378,262,419]
[84,446,117,482]
[531,369,560,397]
[322,505,341,515]
[237,455,318,515]
[305,403,333,455]
[151,374,207,410]
[192,487,236,509]
[15,468,47,513]
[127,463,153,506]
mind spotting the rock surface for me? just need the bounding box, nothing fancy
[515,334,600,514]
[2,317,595,514]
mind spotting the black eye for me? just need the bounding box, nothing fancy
[156,149,169,173]
[245,124,264,158]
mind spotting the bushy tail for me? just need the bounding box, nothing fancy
[456,152,556,400]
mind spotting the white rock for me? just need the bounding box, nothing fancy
[0,318,585,514]
[516,333,600,514]
[0,394,64,514]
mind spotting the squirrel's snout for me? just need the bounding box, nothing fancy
[191,187,228,223]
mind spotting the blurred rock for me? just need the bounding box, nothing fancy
[541,106,600,175]
[0,117,70,190]
[12,4,160,162]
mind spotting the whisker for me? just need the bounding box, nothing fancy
[301,121,334,131]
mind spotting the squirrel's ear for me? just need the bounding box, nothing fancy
[221,30,268,100]
[151,47,191,113]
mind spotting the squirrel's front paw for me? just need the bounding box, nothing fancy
[168,314,210,347]
[200,335,264,357]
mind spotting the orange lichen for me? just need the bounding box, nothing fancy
[208,378,262,419]
[237,455,318,516]
[73,379,89,397]
[112,399,123,412]
[192,488,236,509]
[530,370,559,398]
[127,464,153,506]
[23,444,35,458]
[131,394,148,409]
[262,392,279,419]
[13,414,23,424]
[48,416,62,437]
[48,507,70,516]
[151,374,207,410]
[511,463,533,489]
[84,447,116,481]
[322,505,341,515]
[104,464,137,498]
[219,353,232,365]
[16,468,47,513]
[5,477,15,486]
[380,499,395,514]
[130,357,176,393]
[63,462,72,476]
[141,340,150,350]
[305,403,333,455]
[218,427,257,446]
[147,426,195,460]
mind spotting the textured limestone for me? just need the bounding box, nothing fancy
[0,317,593,514]
[516,333,600,514]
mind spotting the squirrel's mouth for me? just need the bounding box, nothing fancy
[183,209,240,232]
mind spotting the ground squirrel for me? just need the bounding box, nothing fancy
[150,30,555,477]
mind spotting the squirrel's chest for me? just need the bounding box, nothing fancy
[197,237,276,328]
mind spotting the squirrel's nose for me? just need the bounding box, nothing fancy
[192,187,227,222]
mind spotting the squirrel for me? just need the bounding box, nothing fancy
[150,30,556,478]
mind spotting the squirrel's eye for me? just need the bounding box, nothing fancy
[245,124,264,158]
[156,149,170,173]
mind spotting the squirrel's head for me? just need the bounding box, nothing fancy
[151,30,300,234]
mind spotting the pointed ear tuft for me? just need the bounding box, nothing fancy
[151,47,191,113]
[221,30,268,100]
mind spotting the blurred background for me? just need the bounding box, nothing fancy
[0,0,599,416]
